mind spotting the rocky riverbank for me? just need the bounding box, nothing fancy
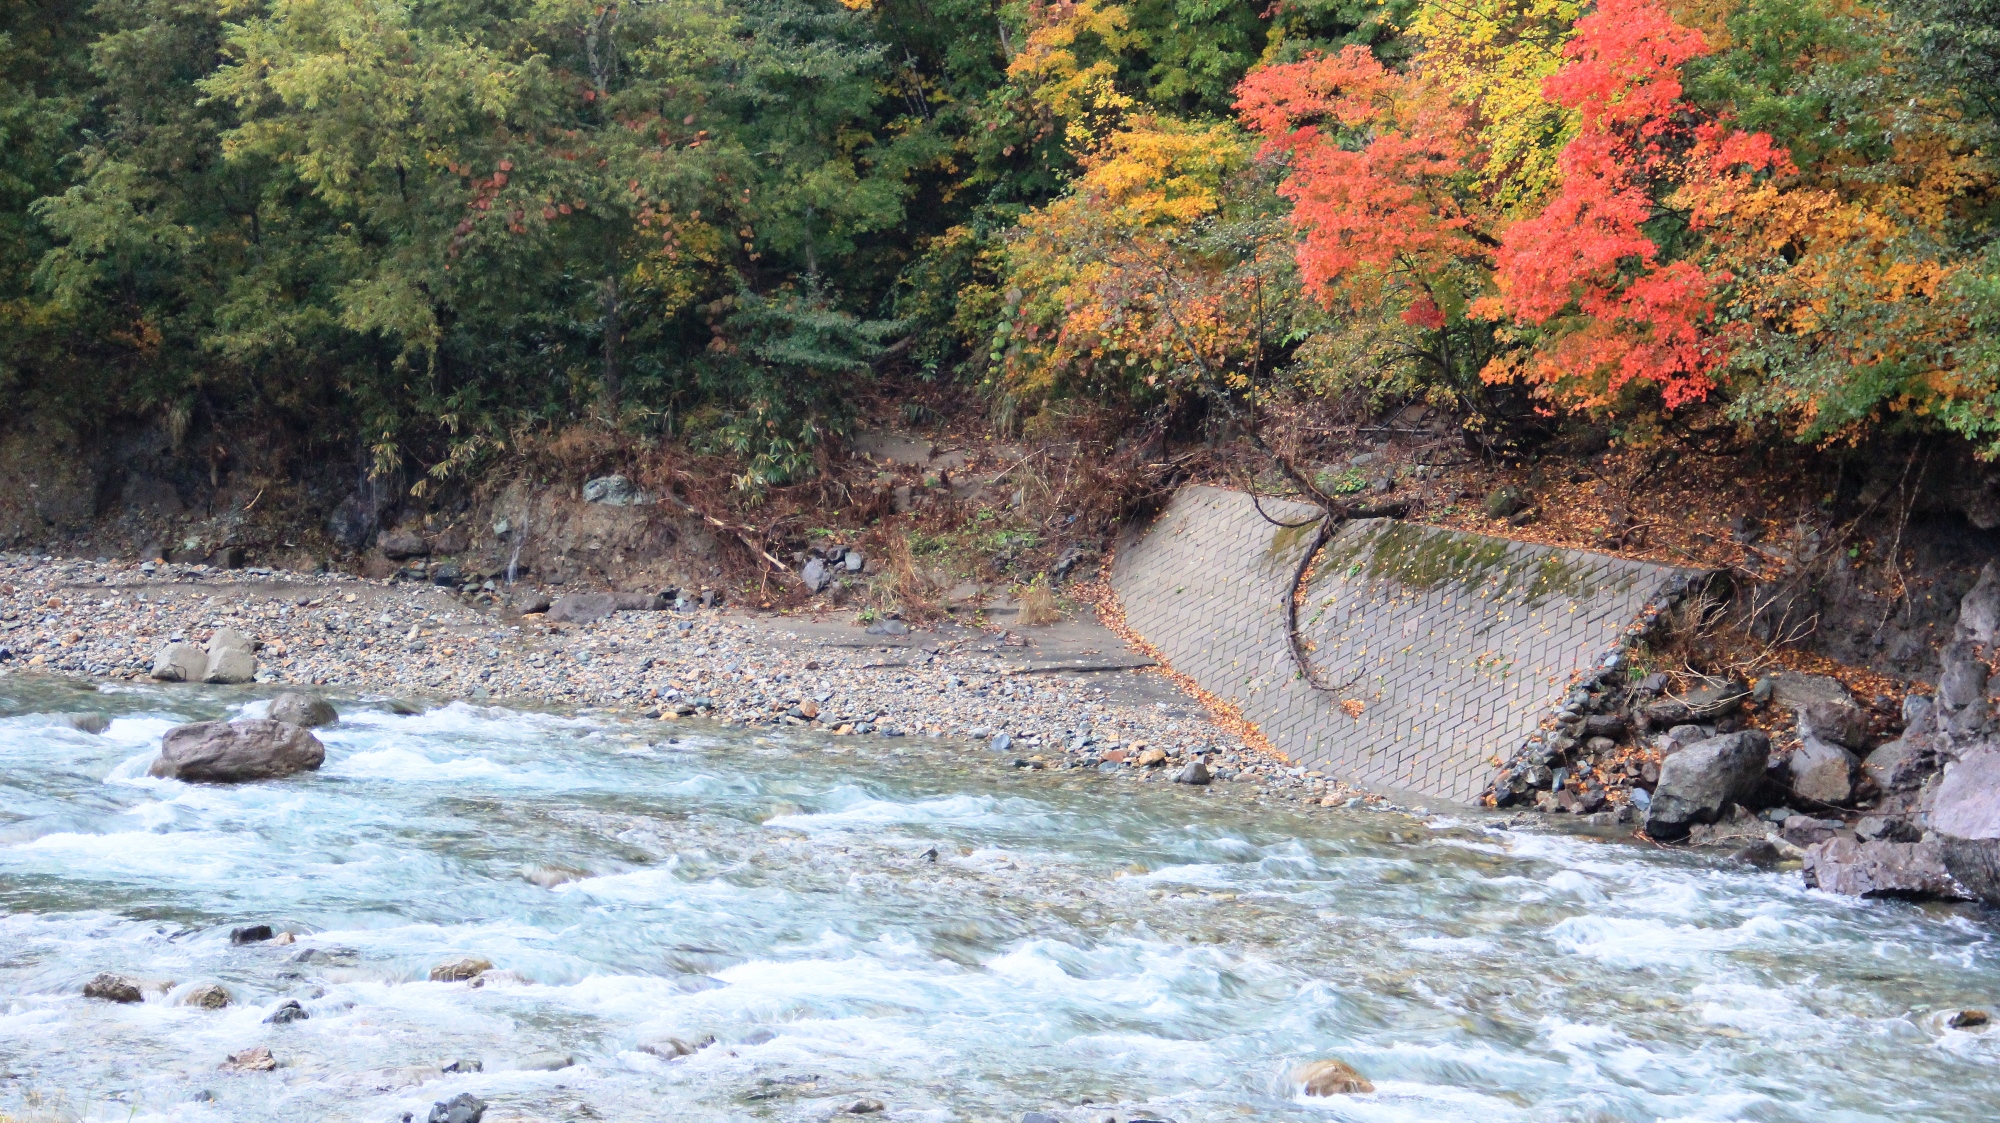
[0,552,1414,820]
[9,551,1998,897]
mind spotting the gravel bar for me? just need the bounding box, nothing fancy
[0,554,1412,813]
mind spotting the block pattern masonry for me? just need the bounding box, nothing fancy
[1112,486,1698,804]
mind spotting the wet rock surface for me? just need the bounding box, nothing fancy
[82,972,142,1003]
[267,690,337,727]
[150,719,326,782]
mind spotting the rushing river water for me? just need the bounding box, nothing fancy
[1,678,1997,1122]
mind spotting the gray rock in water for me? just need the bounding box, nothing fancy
[802,557,830,593]
[440,1058,482,1074]
[429,956,493,982]
[1174,760,1212,786]
[202,628,257,684]
[62,712,110,734]
[83,972,143,1003]
[989,732,1013,753]
[1803,837,1970,899]
[515,1051,572,1071]
[268,692,337,728]
[547,593,618,623]
[182,983,231,1009]
[582,475,646,505]
[1957,561,2000,643]
[1786,734,1860,805]
[427,1093,487,1123]
[230,924,274,945]
[1645,731,1768,841]
[263,999,309,1024]
[150,642,205,682]
[639,1035,714,1060]
[149,720,326,783]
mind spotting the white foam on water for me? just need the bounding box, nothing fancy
[6,693,2000,1122]
[331,743,540,784]
[6,826,256,881]
[1546,911,1812,968]
[763,786,1051,831]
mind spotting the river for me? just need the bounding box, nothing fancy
[1,678,1995,1122]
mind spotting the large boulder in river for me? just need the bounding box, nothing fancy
[150,642,204,682]
[149,720,325,782]
[546,592,617,623]
[268,691,338,728]
[1645,730,1768,840]
[202,628,257,685]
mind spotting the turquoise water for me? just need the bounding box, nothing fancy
[0,676,1995,1122]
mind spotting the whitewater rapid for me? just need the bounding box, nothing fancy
[1,677,1995,1121]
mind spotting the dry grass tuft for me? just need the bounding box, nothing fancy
[881,535,947,622]
[1017,577,1062,626]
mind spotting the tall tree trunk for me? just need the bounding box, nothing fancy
[601,271,621,414]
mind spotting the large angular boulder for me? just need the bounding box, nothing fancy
[1786,735,1860,805]
[150,642,204,682]
[1803,837,1970,900]
[546,593,617,624]
[1864,737,1940,792]
[1645,730,1769,840]
[1864,694,1942,792]
[268,692,338,728]
[149,720,325,783]
[202,628,257,685]
[1930,747,2000,841]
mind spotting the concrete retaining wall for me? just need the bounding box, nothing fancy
[1111,486,1695,804]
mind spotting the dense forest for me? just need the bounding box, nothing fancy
[1,0,1996,495]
